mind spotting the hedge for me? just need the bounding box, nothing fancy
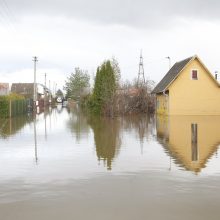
[0,93,26,118]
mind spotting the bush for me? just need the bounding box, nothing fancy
[0,93,25,118]
[0,96,9,118]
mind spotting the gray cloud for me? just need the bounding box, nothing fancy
[5,0,220,28]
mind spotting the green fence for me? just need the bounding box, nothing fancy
[0,99,31,118]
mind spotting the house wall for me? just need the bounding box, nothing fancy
[156,94,169,115]
[169,58,220,115]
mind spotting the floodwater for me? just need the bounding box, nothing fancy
[0,106,220,220]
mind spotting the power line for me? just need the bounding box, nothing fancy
[0,0,17,33]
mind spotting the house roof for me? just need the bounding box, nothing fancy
[11,83,34,93]
[152,56,194,93]
[0,83,9,90]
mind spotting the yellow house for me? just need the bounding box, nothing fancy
[156,115,220,173]
[153,55,220,115]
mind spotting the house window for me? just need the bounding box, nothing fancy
[191,70,198,80]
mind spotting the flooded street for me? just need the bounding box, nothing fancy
[0,106,220,219]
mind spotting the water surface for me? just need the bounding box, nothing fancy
[0,106,220,220]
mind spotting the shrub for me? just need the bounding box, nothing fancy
[0,93,25,118]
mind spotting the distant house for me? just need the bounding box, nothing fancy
[11,83,51,100]
[0,83,9,96]
[11,83,34,99]
[152,55,220,115]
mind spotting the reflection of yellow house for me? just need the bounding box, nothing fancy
[157,115,220,173]
[153,55,220,115]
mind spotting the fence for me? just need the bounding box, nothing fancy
[0,99,32,118]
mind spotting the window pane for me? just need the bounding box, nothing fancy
[192,70,198,79]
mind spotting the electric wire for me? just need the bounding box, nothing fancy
[0,0,17,33]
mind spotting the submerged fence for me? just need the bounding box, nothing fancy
[0,98,32,118]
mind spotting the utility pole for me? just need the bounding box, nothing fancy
[44,73,47,107]
[137,50,145,87]
[53,82,55,97]
[55,83,57,97]
[44,73,47,88]
[33,56,38,108]
[49,80,51,105]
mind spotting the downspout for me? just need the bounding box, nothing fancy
[163,90,169,115]
[162,90,170,153]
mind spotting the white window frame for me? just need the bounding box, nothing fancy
[191,69,199,80]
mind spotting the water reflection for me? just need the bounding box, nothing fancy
[156,115,220,173]
[121,114,155,152]
[34,117,38,164]
[2,107,220,174]
[1,110,220,220]
[88,116,121,170]
[66,107,90,141]
[0,115,33,138]
[191,123,198,162]
[66,109,155,170]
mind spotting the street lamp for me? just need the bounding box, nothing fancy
[165,56,171,70]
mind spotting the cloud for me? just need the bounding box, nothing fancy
[6,0,220,29]
[0,68,66,91]
[1,0,220,88]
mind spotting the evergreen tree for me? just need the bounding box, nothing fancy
[56,89,64,98]
[91,60,117,115]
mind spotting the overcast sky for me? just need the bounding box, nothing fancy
[1,0,220,91]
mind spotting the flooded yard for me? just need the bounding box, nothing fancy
[0,106,220,219]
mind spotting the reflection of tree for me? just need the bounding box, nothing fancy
[121,114,154,143]
[66,107,90,142]
[67,108,154,170]
[88,116,121,170]
[0,114,33,139]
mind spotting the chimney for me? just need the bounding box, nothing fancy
[215,73,218,80]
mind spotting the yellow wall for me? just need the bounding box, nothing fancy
[168,58,220,115]
[156,115,220,173]
[156,94,168,115]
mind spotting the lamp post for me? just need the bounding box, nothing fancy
[49,80,52,105]
[44,73,47,107]
[165,56,171,70]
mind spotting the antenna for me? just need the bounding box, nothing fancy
[137,50,145,86]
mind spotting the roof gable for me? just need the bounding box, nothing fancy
[152,56,193,93]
